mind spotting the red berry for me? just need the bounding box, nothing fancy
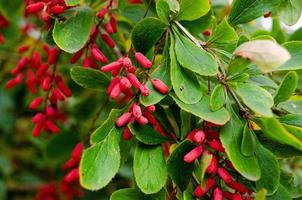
[26,2,44,14]
[109,15,117,33]
[49,5,65,15]
[104,22,114,34]
[101,61,122,72]
[120,77,132,90]
[123,127,132,140]
[135,52,152,69]
[183,146,203,163]
[218,167,233,183]
[107,77,120,95]
[30,96,44,110]
[127,73,141,89]
[140,84,150,96]
[91,45,107,64]
[64,168,79,183]
[116,112,132,127]
[110,83,122,99]
[97,7,108,19]
[208,139,225,152]
[151,78,169,94]
[101,34,115,48]
[146,105,156,112]
[213,187,223,200]
[206,154,218,174]
[194,178,215,198]
[70,49,84,64]
[18,45,30,54]
[132,104,142,118]
[137,116,148,125]
[193,130,206,143]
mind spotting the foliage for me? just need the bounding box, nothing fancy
[1,0,302,199]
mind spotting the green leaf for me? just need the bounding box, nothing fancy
[255,117,302,151]
[167,141,195,191]
[134,143,167,194]
[235,83,274,117]
[220,111,261,181]
[278,99,302,114]
[199,153,213,183]
[65,0,80,6]
[70,67,110,91]
[255,143,280,195]
[279,114,302,127]
[175,0,210,21]
[291,0,302,10]
[90,109,124,144]
[170,93,230,126]
[165,0,179,12]
[174,32,218,76]
[234,40,291,73]
[280,172,302,198]
[170,35,203,104]
[131,17,166,54]
[241,123,257,157]
[255,189,267,200]
[110,188,166,200]
[228,0,283,26]
[258,134,302,158]
[283,41,302,57]
[267,185,291,200]
[156,0,170,25]
[53,6,94,53]
[278,0,301,26]
[210,84,226,111]
[80,129,121,190]
[207,19,239,53]
[276,55,302,71]
[128,122,171,145]
[180,110,192,140]
[274,71,298,104]
[181,11,213,36]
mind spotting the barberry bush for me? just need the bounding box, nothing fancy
[1,0,302,199]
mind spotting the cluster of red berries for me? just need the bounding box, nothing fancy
[6,44,71,137]
[25,0,67,29]
[35,143,83,200]
[103,53,169,100]
[0,14,9,44]
[61,143,83,200]
[184,123,253,200]
[99,52,169,140]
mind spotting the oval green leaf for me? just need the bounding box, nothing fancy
[131,17,166,54]
[274,71,298,105]
[167,141,195,191]
[170,35,203,104]
[170,93,230,125]
[128,122,171,145]
[53,6,94,53]
[134,143,167,194]
[70,66,110,91]
[241,123,257,157]
[80,129,121,190]
[210,84,226,111]
[220,110,261,181]
[175,0,210,21]
[235,83,274,117]
[255,143,280,195]
[174,33,218,76]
